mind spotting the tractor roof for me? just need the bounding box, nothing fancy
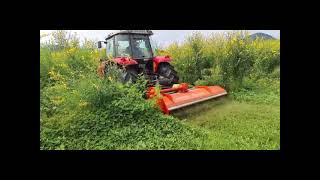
[106,30,153,39]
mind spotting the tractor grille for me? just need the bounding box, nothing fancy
[135,58,153,72]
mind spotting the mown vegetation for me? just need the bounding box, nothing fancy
[40,30,280,150]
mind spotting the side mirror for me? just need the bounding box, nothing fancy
[98,41,102,48]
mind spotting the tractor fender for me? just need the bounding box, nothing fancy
[153,56,172,72]
[114,57,138,66]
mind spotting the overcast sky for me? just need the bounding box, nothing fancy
[40,30,280,47]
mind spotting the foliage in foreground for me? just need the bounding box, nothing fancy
[40,45,204,150]
[41,80,204,150]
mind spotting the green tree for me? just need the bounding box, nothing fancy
[50,30,80,50]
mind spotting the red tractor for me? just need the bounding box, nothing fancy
[97,30,178,88]
[98,30,227,114]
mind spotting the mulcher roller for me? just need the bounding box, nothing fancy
[147,83,227,114]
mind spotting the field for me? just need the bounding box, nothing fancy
[174,86,280,149]
[40,30,280,150]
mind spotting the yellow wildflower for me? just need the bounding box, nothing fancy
[48,69,64,81]
[51,96,65,105]
[79,101,89,107]
[61,82,68,89]
[93,83,100,90]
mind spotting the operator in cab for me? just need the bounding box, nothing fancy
[125,40,144,58]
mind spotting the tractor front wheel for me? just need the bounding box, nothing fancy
[122,68,138,83]
[157,63,179,85]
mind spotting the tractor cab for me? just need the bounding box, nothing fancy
[98,30,154,60]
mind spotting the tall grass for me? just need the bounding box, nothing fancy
[162,31,280,90]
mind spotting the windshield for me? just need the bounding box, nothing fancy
[114,34,153,59]
[115,34,131,57]
[130,34,153,59]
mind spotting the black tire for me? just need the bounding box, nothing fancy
[157,63,179,84]
[122,68,138,83]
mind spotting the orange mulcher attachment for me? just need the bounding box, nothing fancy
[147,83,227,114]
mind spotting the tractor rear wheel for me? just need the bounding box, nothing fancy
[157,63,179,85]
[122,68,138,83]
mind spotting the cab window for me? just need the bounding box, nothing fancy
[106,37,114,57]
